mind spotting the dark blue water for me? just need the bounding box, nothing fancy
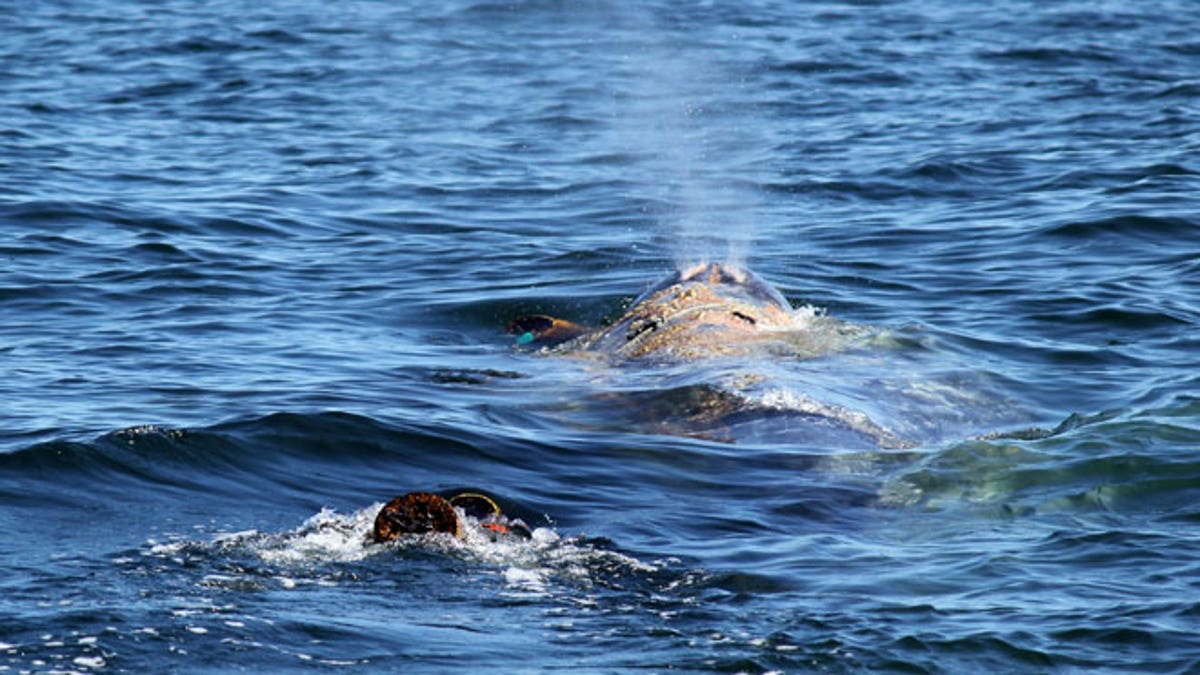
[3,0,1199,671]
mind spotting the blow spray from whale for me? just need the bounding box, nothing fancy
[602,5,764,269]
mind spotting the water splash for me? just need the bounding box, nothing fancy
[173,504,660,594]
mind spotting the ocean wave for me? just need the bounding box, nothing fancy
[880,409,1200,517]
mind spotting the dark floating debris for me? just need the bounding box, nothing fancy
[373,491,532,544]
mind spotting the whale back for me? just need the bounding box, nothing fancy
[577,262,800,359]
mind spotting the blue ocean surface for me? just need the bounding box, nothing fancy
[2,0,1199,672]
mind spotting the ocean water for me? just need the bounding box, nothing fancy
[2,0,1199,672]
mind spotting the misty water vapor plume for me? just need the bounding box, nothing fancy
[601,6,764,270]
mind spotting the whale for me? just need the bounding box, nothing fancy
[508,262,829,360]
[505,262,905,447]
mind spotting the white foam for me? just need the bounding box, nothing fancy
[247,506,378,565]
[742,386,904,448]
[212,529,259,544]
[145,502,659,602]
[148,541,187,556]
[503,567,547,591]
